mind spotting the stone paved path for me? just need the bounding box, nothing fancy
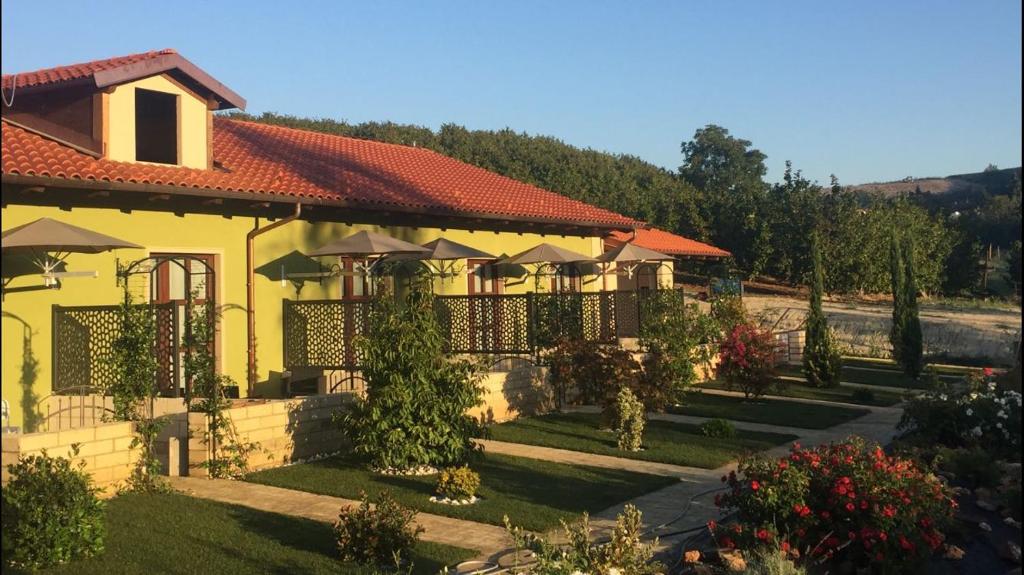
[168,476,510,561]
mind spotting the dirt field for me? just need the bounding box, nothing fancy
[742,295,1021,365]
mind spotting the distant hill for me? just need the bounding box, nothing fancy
[850,167,1021,203]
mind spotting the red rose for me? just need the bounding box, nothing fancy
[757,529,770,541]
[707,520,717,532]
[983,367,994,376]
[750,480,761,491]
[846,502,855,512]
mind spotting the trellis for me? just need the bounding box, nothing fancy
[282,289,675,370]
[52,302,180,395]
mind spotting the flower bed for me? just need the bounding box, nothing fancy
[711,437,957,572]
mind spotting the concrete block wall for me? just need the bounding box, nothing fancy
[472,365,551,423]
[774,329,806,365]
[187,395,351,476]
[1,421,139,494]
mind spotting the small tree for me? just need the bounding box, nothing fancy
[888,232,906,366]
[341,278,486,471]
[802,234,842,387]
[900,236,924,378]
[717,324,778,400]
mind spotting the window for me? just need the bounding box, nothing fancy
[467,260,502,294]
[551,266,582,293]
[135,88,178,164]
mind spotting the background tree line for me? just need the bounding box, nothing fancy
[229,112,1020,297]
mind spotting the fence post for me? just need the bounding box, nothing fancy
[526,292,536,355]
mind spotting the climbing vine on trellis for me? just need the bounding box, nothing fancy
[103,287,168,493]
[183,296,262,478]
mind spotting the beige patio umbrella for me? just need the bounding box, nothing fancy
[383,237,496,278]
[308,230,431,258]
[598,241,675,289]
[1,217,142,287]
[307,230,431,279]
[497,243,595,266]
[496,243,596,291]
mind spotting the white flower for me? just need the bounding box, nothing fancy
[999,411,1008,419]
[971,426,983,437]
[997,422,1004,429]
[939,394,948,401]
[965,408,973,416]
[609,569,623,575]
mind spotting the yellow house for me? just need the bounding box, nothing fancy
[1,50,723,430]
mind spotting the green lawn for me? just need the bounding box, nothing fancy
[488,412,795,469]
[32,493,474,575]
[839,357,977,377]
[667,391,870,429]
[700,379,905,407]
[775,363,958,390]
[246,452,675,532]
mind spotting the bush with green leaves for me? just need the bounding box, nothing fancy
[935,447,1002,488]
[334,490,423,569]
[700,418,737,439]
[2,449,105,570]
[890,234,924,378]
[638,291,720,405]
[710,293,748,337]
[435,466,480,500]
[341,279,486,471]
[504,504,663,575]
[851,388,876,403]
[616,386,646,451]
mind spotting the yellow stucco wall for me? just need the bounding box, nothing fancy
[106,74,209,169]
[1,202,617,428]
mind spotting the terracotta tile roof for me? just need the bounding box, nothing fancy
[2,49,177,90]
[1,117,640,228]
[608,227,731,258]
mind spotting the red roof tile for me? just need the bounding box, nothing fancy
[2,49,177,90]
[2,117,640,228]
[608,227,731,258]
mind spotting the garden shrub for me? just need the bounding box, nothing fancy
[710,293,748,337]
[700,418,737,439]
[341,280,486,471]
[334,490,424,568]
[435,466,481,500]
[712,437,956,573]
[639,292,720,405]
[1,449,105,570]
[899,372,1022,460]
[742,548,807,575]
[717,323,778,399]
[935,447,1002,488]
[546,338,642,425]
[505,504,663,575]
[616,386,645,451]
[851,388,876,403]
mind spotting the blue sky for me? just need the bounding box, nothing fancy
[2,0,1021,184]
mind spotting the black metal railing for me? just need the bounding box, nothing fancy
[282,289,680,370]
[52,302,180,395]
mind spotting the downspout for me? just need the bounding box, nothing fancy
[247,203,302,397]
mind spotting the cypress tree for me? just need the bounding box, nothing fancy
[901,236,924,378]
[888,233,906,366]
[803,234,843,387]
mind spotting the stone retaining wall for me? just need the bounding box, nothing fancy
[1,421,139,494]
[186,395,352,477]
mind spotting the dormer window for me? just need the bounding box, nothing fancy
[135,88,178,164]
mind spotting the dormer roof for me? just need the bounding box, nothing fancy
[2,49,245,110]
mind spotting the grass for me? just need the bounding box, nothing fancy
[667,391,870,429]
[33,493,474,575]
[776,362,963,390]
[246,452,676,533]
[700,379,905,407]
[488,412,796,469]
[840,356,978,376]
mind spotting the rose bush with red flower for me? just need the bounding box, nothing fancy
[710,437,956,572]
[716,323,778,399]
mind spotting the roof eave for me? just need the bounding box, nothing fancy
[1,173,636,233]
